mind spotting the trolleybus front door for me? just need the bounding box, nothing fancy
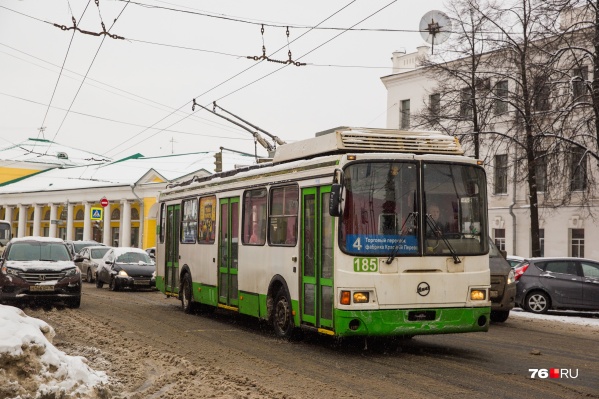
[218,197,239,308]
[165,204,180,295]
[301,186,334,331]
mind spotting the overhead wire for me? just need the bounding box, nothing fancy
[104,0,359,158]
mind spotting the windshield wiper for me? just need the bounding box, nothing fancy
[425,214,461,264]
[386,212,417,264]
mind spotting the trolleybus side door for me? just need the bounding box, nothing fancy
[165,204,180,295]
[301,186,334,331]
[218,197,239,308]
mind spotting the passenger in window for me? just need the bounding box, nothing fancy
[427,203,452,236]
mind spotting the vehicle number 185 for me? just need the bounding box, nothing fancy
[353,258,378,272]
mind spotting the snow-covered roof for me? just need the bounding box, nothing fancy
[110,247,147,256]
[0,138,111,167]
[0,152,212,193]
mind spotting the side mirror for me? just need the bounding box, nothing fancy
[74,255,84,262]
[329,184,344,217]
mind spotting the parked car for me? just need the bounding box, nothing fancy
[74,245,111,283]
[515,257,599,314]
[65,240,105,259]
[0,236,81,308]
[489,240,517,322]
[145,247,156,259]
[96,247,156,291]
[506,255,525,268]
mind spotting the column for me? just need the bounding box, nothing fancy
[17,204,27,238]
[83,201,92,241]
[121,200,131,247]
[49,204,58,238]
[4,206,14,238]
[138,201,144,249]
[32,204,42,236]
[103,204,111,246]
[66,203,74,241]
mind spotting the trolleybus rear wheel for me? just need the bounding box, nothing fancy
[272,288,294,338]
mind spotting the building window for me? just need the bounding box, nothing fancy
[400,99,411,129]
[494,154,508,194]
[75,209,84,220]
[131,208,140,221]
[111,208,120,220]
[535,151,547,193]
[494,228,506,251]
[75,227,83,240]
[570,228,584,257]
[43,210,50,220]
[495,80,508,114]
[533,76,550,111]
[429,93,440,117]
[460,87,472,118]
[572,66,588,100]
[131,227,139,248]
[111,227,120,247]
[539,228,545,257]
[570,147,587,191]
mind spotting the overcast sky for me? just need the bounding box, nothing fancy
[0,0,444,161]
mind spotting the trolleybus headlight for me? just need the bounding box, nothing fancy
[340,290,351,305]
[353,292,369,303]
[470,289,486,301]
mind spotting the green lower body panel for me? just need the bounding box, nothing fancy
[238,291,260,317]
[194,283,218,306]
[333,307,490,337]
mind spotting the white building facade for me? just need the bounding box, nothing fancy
[381,48,597,259]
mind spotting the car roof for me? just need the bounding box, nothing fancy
[9,236,65,244]
[109,247,148,256]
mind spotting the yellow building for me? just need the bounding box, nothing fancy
[0,138,210,249]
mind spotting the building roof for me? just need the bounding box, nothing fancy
[0,152,213,193]
[0,138,111,168]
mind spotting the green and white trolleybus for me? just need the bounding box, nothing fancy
[156,127,491,338]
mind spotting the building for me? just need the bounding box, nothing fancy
[381,45,597,259]
[0,138,212,249]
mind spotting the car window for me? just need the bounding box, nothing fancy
[116,252,152,264]
[91,248,110,259]
[7,242,71,262]
[581,261,599,278]
[542,261,578,276]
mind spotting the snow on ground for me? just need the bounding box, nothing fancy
[510,307,599,327]
[0,304,109,399]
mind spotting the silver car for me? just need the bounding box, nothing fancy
[515,257,599,313]
[75,246,111,283]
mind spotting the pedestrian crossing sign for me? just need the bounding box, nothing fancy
[91,207,103,220]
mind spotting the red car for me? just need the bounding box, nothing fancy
[0,236,82,308]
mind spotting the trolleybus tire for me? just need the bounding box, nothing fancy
[272,288,294,338]
[181,273,195,314]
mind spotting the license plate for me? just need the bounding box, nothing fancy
[490,290,498,298]
[30,285,55,292]
[134,280,150,285]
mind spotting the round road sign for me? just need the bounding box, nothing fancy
[100,197,109,207]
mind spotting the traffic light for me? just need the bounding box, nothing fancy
[214,151,222,172]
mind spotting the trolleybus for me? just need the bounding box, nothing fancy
[156,127,491,338]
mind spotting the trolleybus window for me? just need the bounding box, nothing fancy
[181,198,198,244]
[198,196,216,244]
[269,185,299,246]
[243,188,267,246]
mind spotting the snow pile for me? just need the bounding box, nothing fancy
[0,304,109,399]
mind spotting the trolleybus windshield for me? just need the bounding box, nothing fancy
[339,161,487,256]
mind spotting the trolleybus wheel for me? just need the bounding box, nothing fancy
[181,273,195,314]
[272,288,294,338]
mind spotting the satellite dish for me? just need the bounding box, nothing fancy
[419,10,452,53]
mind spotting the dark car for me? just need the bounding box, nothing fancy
[65,240,104,259]
[515,257,599,314]
[96,247,156,291]
[0,236,81,308]
[75,245,111,283]
[489,240,516,322]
